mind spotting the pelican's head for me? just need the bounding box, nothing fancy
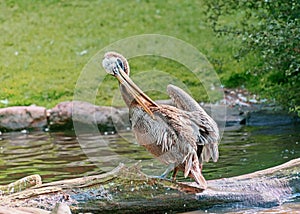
[102,52,158,118]
[102,52,130,76]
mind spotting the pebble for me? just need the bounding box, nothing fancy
[224,88,267,107]
[0,99,9,105]
[21,129,29,134]
[249,98,258,103]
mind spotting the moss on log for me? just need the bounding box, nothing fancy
[0,175,42,196]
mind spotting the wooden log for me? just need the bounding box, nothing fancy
[0,175,42,196]
[0,158,299,213]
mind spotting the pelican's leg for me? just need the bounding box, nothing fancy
[171,167,179,181]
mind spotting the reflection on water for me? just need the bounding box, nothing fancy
[184,199,300,214]
[0,122,299,212]
[0,131,98,183]
[204,124,300,180]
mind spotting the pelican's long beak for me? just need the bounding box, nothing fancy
[114,65,158,119]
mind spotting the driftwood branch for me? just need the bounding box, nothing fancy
[0,158,299,213]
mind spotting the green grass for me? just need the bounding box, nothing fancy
[0,0,244,108]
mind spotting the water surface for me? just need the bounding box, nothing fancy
[0,121,299,212]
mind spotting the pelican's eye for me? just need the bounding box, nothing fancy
[116,58,125,71]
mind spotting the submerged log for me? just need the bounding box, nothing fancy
[0,158,299,213]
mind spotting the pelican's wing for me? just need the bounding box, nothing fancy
[167,84,202,112]
[189,110,220,162]
[129,106,183,164]
[167,84,219,162]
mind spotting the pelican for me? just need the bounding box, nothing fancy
[102,52,219,189]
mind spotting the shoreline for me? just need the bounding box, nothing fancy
[0,98,298,133]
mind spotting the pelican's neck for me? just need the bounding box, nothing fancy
[120,83,134,107]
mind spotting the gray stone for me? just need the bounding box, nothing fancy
[0,100,297,133]
[48,101,130,132]
[0,106,47,131]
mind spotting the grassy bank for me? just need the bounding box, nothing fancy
[0,0,243,108]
